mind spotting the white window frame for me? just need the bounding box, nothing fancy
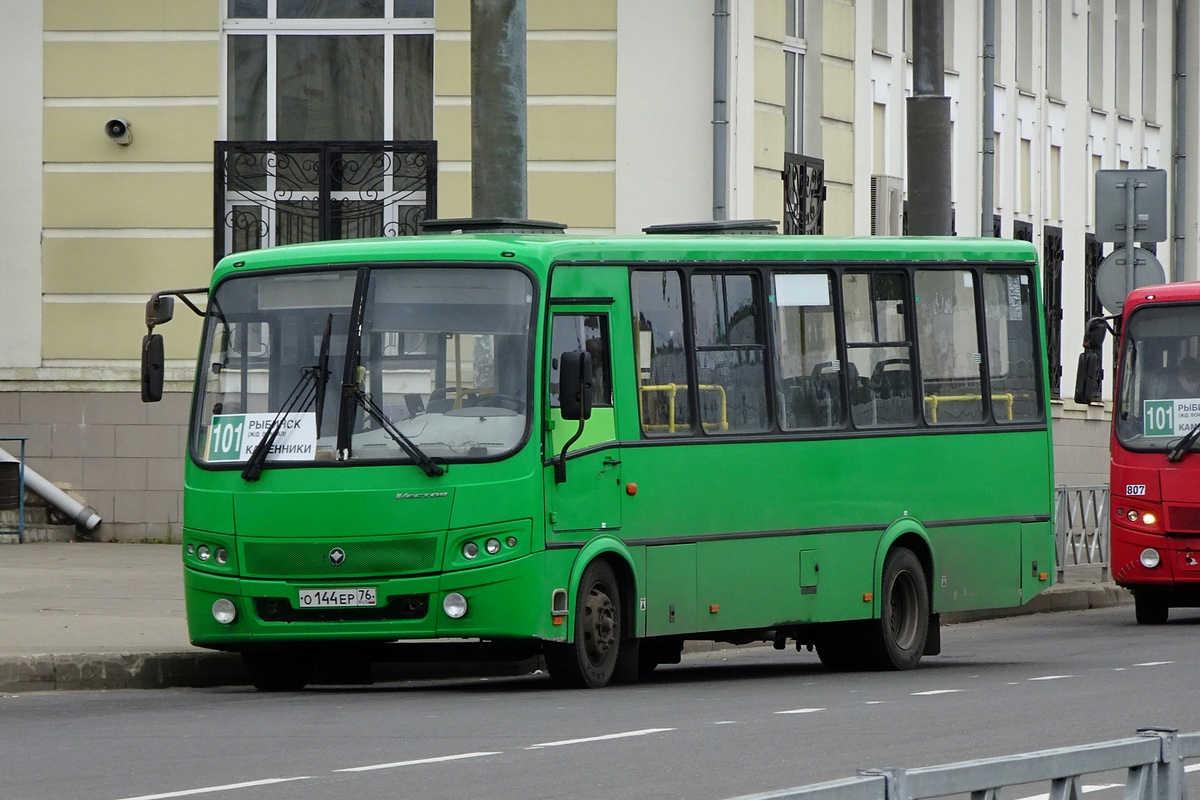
[784,0,807,155]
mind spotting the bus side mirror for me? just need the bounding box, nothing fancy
[1082,316,1107,351]
[1073,351,1101,405]
[146,295,175,327]
[141,333,165,403]
[559,350,593,421]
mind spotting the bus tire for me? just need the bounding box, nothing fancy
[242,650,314,692]
[545,560,622,688]
[1134,593,1169,625]
[865,547,929,670]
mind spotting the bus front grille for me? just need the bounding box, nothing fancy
[241,537,439,578]
[1166,505,1200,534]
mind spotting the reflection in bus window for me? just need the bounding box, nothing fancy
[633,271,692,434]
[842,271,915,427]
[915,269,984,425]
[691,273,768,432]
[773,272,843,430]
[550,314,612,408]
[983,270,1042,423]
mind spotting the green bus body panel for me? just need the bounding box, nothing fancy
[180,234,1052,653]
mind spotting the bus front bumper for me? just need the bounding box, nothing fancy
[1111,529,1200,589]
[184,553,563,649]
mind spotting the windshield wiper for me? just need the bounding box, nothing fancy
[345,386,445,477]
[314,314,332,437]
[1167,423,1200,462]
[241,367,319,482]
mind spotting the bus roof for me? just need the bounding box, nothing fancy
[1123,279,1200,314]
[213,234,1038,282]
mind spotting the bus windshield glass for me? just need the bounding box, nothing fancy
[193,265,535,468]
[1115,303,1200,451]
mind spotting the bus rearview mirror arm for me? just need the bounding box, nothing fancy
[1073,315,1117,405]
[140,287,208,403]
[555,351,593,483]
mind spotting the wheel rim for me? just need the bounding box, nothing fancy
[887,569,921,650]
[581,581,617,665]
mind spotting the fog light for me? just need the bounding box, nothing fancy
[212,598,237,624]
[214,547,228,565]
[462,542,478,559]
[485,538,501,555]
[197,545,211,561]
[443,592,468,619]
[1140,548,1161,568]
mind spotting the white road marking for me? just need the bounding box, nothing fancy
[775,708,826,714]
[714,720,739,725]
[910,689,964,696]
[336,752,501,773]
[1028,675,1076,681]
[114,777,311,800]
[1133,661,1174,667]
[525,728,675,749]
[864,701,887,705]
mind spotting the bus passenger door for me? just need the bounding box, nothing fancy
[546,310,623,535]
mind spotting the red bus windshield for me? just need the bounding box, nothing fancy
[1115,303,1200,452]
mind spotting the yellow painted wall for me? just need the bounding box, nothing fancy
[44,42,219,99]
[43,238,213,296]
[44,173,212,230]
[43,302,203,362]
[44,0,216,31]
[44,106,217,163]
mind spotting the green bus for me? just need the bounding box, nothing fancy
[141,220,1055,691]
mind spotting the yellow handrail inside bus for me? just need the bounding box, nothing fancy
[924,392,1014,423]
[639,383,729,433]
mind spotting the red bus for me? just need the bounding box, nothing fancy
[1078,281,1200,623]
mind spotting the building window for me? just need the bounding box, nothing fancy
[224,0,434,141]
[784,0,806,156]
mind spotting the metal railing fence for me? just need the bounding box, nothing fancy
[728,729,1200,800]
[1054,485,1110,580]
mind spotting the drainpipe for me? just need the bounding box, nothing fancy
[0,447,101,531]
[713,0,730,220]
[980,0,996,236]
[1172,0,1187,282]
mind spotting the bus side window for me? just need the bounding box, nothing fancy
[773,271,843,430]
[549,314,612,409]
[632,270,693,435]
[983,270,1043,423]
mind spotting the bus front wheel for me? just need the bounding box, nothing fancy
[546,560,623,688]
[866,547,929,670]
[242,650,314,692]
[1134,593,1169,625]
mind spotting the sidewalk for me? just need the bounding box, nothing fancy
[0,542,1130,692]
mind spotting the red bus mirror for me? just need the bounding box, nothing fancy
[1073,350,1101,405]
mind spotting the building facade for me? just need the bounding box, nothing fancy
[2,0,1196,538]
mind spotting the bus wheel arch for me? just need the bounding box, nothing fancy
[547,556,623,687]
[870,527,935,670]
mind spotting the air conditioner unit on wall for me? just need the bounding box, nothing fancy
[870,175,904,235]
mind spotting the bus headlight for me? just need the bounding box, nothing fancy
[443,592,468,619]
[485,538,501,555]
[212,598,237,624]
[214,547,229,565]
[1140,548,1161,568]
[462,542,478,559]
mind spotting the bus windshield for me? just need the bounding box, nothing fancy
[192,265,535,468]
[1115,303,1200,452]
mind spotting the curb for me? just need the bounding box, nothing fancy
[0,585,1133,693]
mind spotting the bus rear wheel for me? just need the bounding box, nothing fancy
[1134,593,1169,625]
[546,560,622,688]
[242,650,314,692]
[865,547,929,670]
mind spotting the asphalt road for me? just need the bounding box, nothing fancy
[2,606,1199,800]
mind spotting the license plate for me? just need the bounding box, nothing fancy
[298,587,377,608]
